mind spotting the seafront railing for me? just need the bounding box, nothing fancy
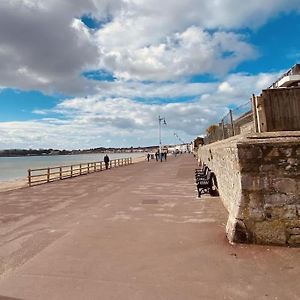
[27,157,133,186]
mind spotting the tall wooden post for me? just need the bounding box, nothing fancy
[252,94,259,133]
[28,169,31,186]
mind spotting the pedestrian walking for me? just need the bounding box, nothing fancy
[104,154,110,169]
[147,153,150,162]
[155,152,158,161]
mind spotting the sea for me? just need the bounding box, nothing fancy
[0,152,145,182]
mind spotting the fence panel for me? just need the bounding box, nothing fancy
[204,100,253,145]
[262,88,300,131]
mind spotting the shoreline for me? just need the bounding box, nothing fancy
[0,155,146,193]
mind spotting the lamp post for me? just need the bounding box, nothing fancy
[158,115,166,162]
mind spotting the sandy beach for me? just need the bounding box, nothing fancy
[0,178,28,193]
[0,155,146,193]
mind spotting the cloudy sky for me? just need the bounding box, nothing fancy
[0,0,300,149]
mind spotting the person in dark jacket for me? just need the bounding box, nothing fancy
[104,154,110,169]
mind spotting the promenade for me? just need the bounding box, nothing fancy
[0,154,299,300]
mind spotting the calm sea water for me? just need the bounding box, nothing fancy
[0,153,145,182]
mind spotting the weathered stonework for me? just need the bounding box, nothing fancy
[198,131,300,246]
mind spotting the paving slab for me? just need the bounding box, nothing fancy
[0,154,300,300]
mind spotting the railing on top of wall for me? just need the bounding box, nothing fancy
[203,100,254,145]
[27,157,133,187]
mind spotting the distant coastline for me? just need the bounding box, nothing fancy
[0,146,158,158]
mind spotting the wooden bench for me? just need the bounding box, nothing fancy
[195,167,219,198]
[195,165,209,179]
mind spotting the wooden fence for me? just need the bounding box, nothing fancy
[253,87,300,132]
[28,157,132,186]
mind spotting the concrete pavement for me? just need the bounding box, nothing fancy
[0,154,300,300]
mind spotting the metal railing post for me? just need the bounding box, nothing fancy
[221,119,225,140]
[229,109,235,136]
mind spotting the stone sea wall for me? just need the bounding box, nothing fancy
[198,132,300,246]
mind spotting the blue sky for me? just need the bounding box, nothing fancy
[0,0,299,149]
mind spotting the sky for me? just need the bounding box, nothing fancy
[0,0,300,150]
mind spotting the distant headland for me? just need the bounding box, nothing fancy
[0,146,158,157]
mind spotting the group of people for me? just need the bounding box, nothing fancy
[147,151,167,162]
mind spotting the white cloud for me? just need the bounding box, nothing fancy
[0,1,297,149]
[0,72,280,149]
[94,80,217,99]
[98,27,256,81]
[0,0,298,93]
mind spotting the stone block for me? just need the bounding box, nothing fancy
[287,158,299,166]
[279,147,293,157]
[286,220,300,229]
[284,158,300,173]
[238,147,262,161]
[264,193,296,206]
[264,147,280,159]
[278,159,287,166]
[249,208,265,221]
[239,162,259,173]
[248,192,264,209]
[284,205,298,220]
[272,178,297,194]
[259,164,276,173]
[288,235,300,246]
[241,174,264,191]
[263,204,284,219]
[255,220,287,245]
[297,205,300,216]
[287,227,300,235]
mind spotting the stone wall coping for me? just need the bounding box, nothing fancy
[247,131,300,139]
[201,131,300,149]
[240,131,300,146]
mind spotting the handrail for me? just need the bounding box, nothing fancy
[28,157,133,187]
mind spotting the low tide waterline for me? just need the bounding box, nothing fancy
[0,153,145,182]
